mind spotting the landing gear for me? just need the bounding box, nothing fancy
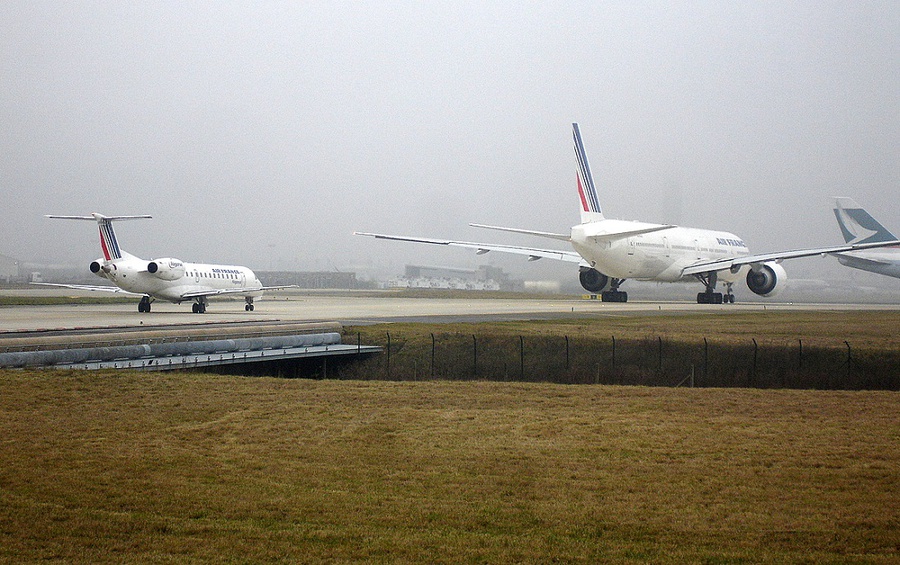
[601,290,628,302]
[138,296,152,313]
[601,278,627,303]
[697,291,724,304]
[191,298,208,314]
[244,297,255,312]
[695,271,734,304]
[723,282,736,304]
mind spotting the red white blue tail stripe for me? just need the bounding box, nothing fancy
[573,123,603,222]
[98,218,122,260]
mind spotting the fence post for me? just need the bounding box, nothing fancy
[845,341,852,384]
[658,336,663,375]
[386,332,391,379]
[611,336,616,374]
[703,338,709,384]
[473,335,477,378]
[431,333,435,379]
[565,335,570,372]
[751,338,758,387]
[520,336,525,380]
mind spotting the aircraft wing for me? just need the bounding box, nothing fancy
[31,282,146,296]
[354,232,585,264]
[179,285,298,300]
[681,239,900,276]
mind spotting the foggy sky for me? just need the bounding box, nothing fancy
[1,2,897,282]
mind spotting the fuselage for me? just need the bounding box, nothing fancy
[96,253,264,303]
[833,247,900,279]
[570,219,750,283]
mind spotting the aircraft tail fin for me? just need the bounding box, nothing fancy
[573,123,604,224]
[832,198,896,244]
[47,213,152,261]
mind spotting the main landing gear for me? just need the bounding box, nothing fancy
[244,297,255,312]
[601,282,628,303]
[695,272,735,304]
[138,296,152,313]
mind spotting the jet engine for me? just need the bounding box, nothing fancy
[746,262,787,297]
[147,258,186,281]
[89,258,111,279]
[579,267,612,293]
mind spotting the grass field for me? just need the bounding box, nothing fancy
[1,371,897,563]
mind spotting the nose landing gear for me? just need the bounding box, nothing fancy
[191,298,208,314]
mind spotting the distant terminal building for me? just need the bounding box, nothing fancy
[257,271,358,289]
[387,265,521,291]
[0,254,20,284]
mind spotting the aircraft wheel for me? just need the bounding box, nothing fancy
[249,304,254,311]
[192,303,199,313]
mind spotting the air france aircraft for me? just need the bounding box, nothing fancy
[41,213,293,313]
[357,123,899,303]
[830,198,900,279]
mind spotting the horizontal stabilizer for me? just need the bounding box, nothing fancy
[469,223,571,242]
[588,224,677,241]
[46,214,153,221]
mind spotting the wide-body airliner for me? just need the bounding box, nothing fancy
[357,123,898,303]
[41,214,292,313]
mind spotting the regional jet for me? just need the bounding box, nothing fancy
[357,123,899,303]
[829,198,900,279]
[41,213,293,313]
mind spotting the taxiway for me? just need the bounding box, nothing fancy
[2,288,897,334]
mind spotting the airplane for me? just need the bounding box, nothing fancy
[830,198,900,279]
[40,213,294,313]
[356,123,899,303]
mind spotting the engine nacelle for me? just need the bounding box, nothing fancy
[147,258,186,281]
[579,267,612,293]
[89,258,111,279]
[746,262,787,297]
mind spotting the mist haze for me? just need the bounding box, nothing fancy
[2,2,897,287]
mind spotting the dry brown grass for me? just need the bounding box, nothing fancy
[0,370,897,563]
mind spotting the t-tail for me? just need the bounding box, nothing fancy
[46,213,152,261]
[833,198,896,245]
[573,123,604,224]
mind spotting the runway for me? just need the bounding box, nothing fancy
[2,288,898,335]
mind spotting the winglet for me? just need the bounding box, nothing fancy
[573,123,604,224]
